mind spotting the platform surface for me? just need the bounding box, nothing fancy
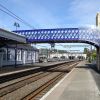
[0,61,69,75]
[41,61,100,100]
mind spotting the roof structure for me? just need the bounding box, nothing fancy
[4,44,38,51]
[0,28,26,44]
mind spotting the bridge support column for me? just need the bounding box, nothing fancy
[97,47,100,71]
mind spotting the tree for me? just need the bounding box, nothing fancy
[83,48,88,54]
[84,48,91,61]
[84,48,97,62]
[91,50,96,60]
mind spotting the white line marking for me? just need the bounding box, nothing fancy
[0,67,40,77]
[40,68,75,100]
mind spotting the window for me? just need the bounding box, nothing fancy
[3,50,6,60]
[0,49,6,61]
[7,50,11,60]
[27,51,32,60]
[7,49,15,61]
[17,50,21,61]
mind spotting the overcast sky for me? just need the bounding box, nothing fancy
[0,0,98,51]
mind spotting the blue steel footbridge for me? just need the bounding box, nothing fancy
[13,27,100,47]
[13,27,100,70]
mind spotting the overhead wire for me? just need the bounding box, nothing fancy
[0,3,34,28]
[56,43,90,48]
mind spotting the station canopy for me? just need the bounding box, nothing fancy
[0,28,26,46]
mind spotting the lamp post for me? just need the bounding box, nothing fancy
[14,22,20,30]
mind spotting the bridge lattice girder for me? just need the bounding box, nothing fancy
[13,28,100,47]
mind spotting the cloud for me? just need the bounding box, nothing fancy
[0,0,100,29]
[0,20,10,30]
[9,0,60,28]
[66,0,100,26]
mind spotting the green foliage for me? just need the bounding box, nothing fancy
[84,48,97,62]
[83,48,88,54]
[91,51,96,60]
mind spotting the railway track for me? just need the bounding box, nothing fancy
[0,61,79,100]
[22,73,65,100]
[0,61,74,84]
[21,62,79,100]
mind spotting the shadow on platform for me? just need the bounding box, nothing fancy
[76,62,100,92]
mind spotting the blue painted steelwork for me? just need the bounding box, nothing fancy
[13,28,100,47]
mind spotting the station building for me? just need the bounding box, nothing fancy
[0,28,39,67]
[49,52,87,60]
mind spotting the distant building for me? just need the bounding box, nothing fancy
[50,52,87,60]
[39,48,87,61]
[96,13,100,27]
